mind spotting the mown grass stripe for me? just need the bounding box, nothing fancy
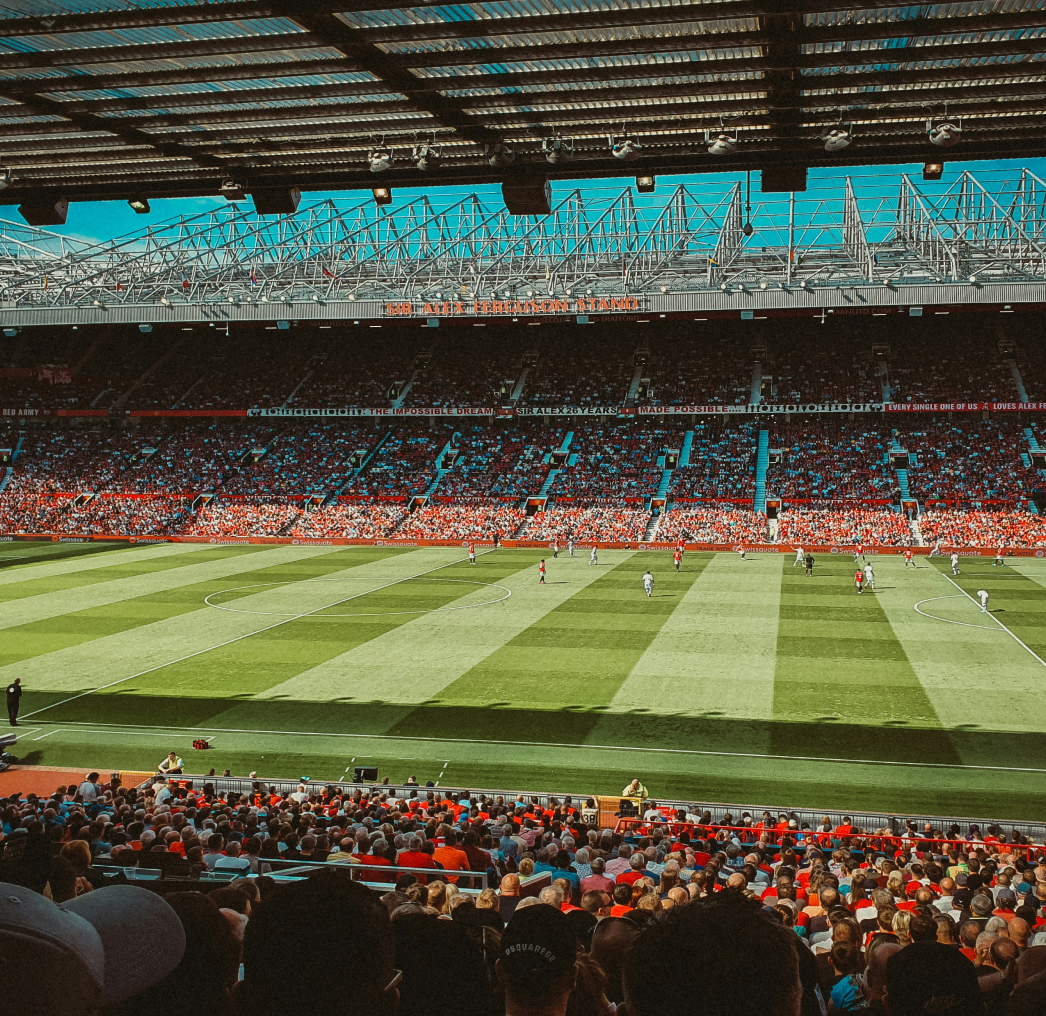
[387,551,706,746]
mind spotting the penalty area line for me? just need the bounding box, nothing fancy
[938,571,1046,669]
[47,719,1046,776]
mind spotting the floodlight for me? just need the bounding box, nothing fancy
[412,142,441,171]
[128,197,150,214]
[369,143,394,173]
[706,130,736,156]
[0,167,13,191]
[927,116,961,148]
[610,133,641,161]
[635,175,656,193]
[485,142,515,168]
[372,187,392,206]
[542,136,574,165]
[923,162,944,181]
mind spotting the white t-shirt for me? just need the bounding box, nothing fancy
[78,781,99,802]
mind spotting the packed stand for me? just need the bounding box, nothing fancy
[8,776,1046,1016]
[288,501,406,539]
[405,334,523,407]
[777,506,912,546]
[391,500,527,540]
[521,331,633,407]
[549,424,680,499]
[520,501,651,542]
[173,498,301,537]
[342,425,447,496]
[900,420,1043,501]
[767,422,896,499]
[38,496,189,535]
[920,508,1046,548]
[4,425,143,494]
[886,327,1017,404]
[437,425,546,497]
[289,334,421,407]
[645,331,752,405]
[656,505,768,543]
[767,333,882,404]
[176,334,306,410]
[670,423,757,498]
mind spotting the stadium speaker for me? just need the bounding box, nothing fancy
[354,766,378,782]
[19,196,69,226]
[502,177,552,216]
[761,166,807,193]
[251,187,301,215]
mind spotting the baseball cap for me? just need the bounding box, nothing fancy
[0,882,185,1016]
[996,887,1017,905]
[500,904,577,991]
[885,942,981,1016]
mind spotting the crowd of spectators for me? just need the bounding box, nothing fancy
[436,425,551,498]
[656,505,768,543]
[776,506,912,547]
[289,502,407,540]
[520,501,651,542]
[886,327,1017,405]
[288,333,420,408]
[392,500,526,540]
[549,425,680,499]
[645,329,753,406]
[521,331,634,407]
[405,334,523,408]
[919,509,1046,548]
[670,423,757,498]
[174,499,302,537]
[343,427,446,497]
[766,333,883,404]
[6,775,1046,1016]
[900,421,1044,501]
[767,423,896,499]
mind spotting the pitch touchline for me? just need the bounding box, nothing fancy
[20,550,493,720]
[938,571,1046,669]
[48,719,1046,775]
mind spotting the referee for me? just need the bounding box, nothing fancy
[6,677,22,726]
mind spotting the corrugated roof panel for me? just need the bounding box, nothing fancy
[411,46,763,77]
[376,18,760,55]
[442,69,764,96]
[806,1,1043,28]
[0,18,306,56]
[56,73,387,101]
[108,98,419,118]
[467,91,766,113]
[5,47,361,81]
[0,1,232,17]
[337,0,721,31]
[805,26,1046,55]
[802,52,1046,76]
[0,114,70,124]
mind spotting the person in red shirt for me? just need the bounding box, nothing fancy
[617,854,652,887]
[904,547,914,568]
[538,559,546,585]
[432,828,470,885]
[855,568,865,594]
[609,883,634,916]
[396,834,438,885]
[673,549,681,572]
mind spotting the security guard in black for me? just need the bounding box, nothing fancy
[6,678,21,726]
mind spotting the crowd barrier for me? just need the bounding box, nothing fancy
[4,532,1045,555]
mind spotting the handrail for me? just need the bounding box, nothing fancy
[614,818,1046,858]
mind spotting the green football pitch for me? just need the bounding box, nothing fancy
[4,540,1046,820]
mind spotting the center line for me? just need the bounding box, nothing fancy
[20,550,490,720]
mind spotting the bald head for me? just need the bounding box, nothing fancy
[500,873,520,896]
[726,872,747,889]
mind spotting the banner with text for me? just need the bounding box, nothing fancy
[383,295,643,318]
[248,407,494,418]
[639,403,884,415]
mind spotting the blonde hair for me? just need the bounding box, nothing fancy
[892,909,913,944]
[517,858,535,878]
[427,880,448,912]
[477,888,499,910]
[61,840,91,872]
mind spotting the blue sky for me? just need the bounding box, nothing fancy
[3,157,1045,246]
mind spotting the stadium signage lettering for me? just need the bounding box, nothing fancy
[639,403,884,415]
[248,407,494,418]
[384,296,641,317]
[883,402,1046,412]
[516,406,620,416]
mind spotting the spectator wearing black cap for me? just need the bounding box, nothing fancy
[497,904,578,1016]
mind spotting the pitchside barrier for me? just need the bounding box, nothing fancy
[4,532,1046,554]
[131,775,1046,847]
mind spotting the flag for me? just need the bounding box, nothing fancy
[321,267,334,278]
[250,272,257,285]
[116,282,122,292]
[182,277,189,289]
[43,276,48,290]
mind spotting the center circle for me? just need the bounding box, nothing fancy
[203,577,512,618]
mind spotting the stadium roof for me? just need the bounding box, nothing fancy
[1,1,1046,212]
